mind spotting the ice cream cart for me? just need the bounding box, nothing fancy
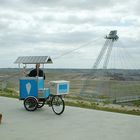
[14,56,69,115]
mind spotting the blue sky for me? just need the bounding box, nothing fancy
[0,0,140,69]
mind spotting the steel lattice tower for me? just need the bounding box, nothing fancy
[93,30,119,69]
[80,30,119,96]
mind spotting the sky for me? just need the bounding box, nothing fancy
[0,0,140,69]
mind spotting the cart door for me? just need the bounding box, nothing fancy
[19,77,38,99]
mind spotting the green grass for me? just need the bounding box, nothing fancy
[65,100,140,116]
[132,100,140,107]
[1,89,140,116]
[0,88,18,98]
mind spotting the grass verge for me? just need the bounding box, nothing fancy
[65,100,140,116]
[0,90,140,116]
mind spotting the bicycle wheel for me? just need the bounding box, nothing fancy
[24,96,38,111]
[37,99,46,108]
[51,95,65,115]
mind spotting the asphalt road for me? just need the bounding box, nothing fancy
[0,96,140,140]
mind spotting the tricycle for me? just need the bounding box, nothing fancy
[15,56,69,115]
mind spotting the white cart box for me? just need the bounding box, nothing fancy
[49,80,69,95]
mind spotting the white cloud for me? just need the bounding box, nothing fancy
[0,0,140,68]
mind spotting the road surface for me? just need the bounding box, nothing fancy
[0,96,140,140]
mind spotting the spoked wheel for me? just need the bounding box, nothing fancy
[51,95,65,115]
[24,96,38,111]
[37,99,46,108]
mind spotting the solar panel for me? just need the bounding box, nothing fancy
[14,56,53,64]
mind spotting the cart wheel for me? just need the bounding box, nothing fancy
[51,95,65,115]
[37,99,46,108]
[24,97,38,111]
